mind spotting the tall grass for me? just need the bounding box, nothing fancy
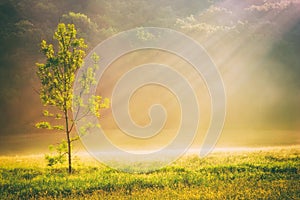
[0,147,299,199]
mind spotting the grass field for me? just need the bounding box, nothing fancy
[0,147,299,199]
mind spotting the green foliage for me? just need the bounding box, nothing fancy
[52,125,64,131]
[42,110,54,117]
[136,27,155,41]
[88,96,109,117]
[55,113,62,119]
[79,52,99,94]
[35,121,64,131]
[61,12,98,35]
[45,141,68,167]
[35,23,109,173]
[0,148,299,199]
[35,121,52,129]
[36,23,87,110]
[79,122,101,136]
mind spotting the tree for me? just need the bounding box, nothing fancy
[35,23,109,173]
[61,12,99,47]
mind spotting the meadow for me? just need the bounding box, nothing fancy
[0,147,299,199]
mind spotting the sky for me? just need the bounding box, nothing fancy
[0,0,299,155]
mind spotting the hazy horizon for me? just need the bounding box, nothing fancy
[0,129,298,156]
[0,0,299,156]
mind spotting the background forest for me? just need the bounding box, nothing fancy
[0,0,299,154]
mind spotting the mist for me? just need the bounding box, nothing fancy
[0,0,299,155]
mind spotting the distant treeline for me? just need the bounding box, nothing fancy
[0,0,299,135]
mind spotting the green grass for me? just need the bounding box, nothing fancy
[0,147,299,199]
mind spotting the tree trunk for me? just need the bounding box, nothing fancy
[65,109,72,174]
[67,131,72,174]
